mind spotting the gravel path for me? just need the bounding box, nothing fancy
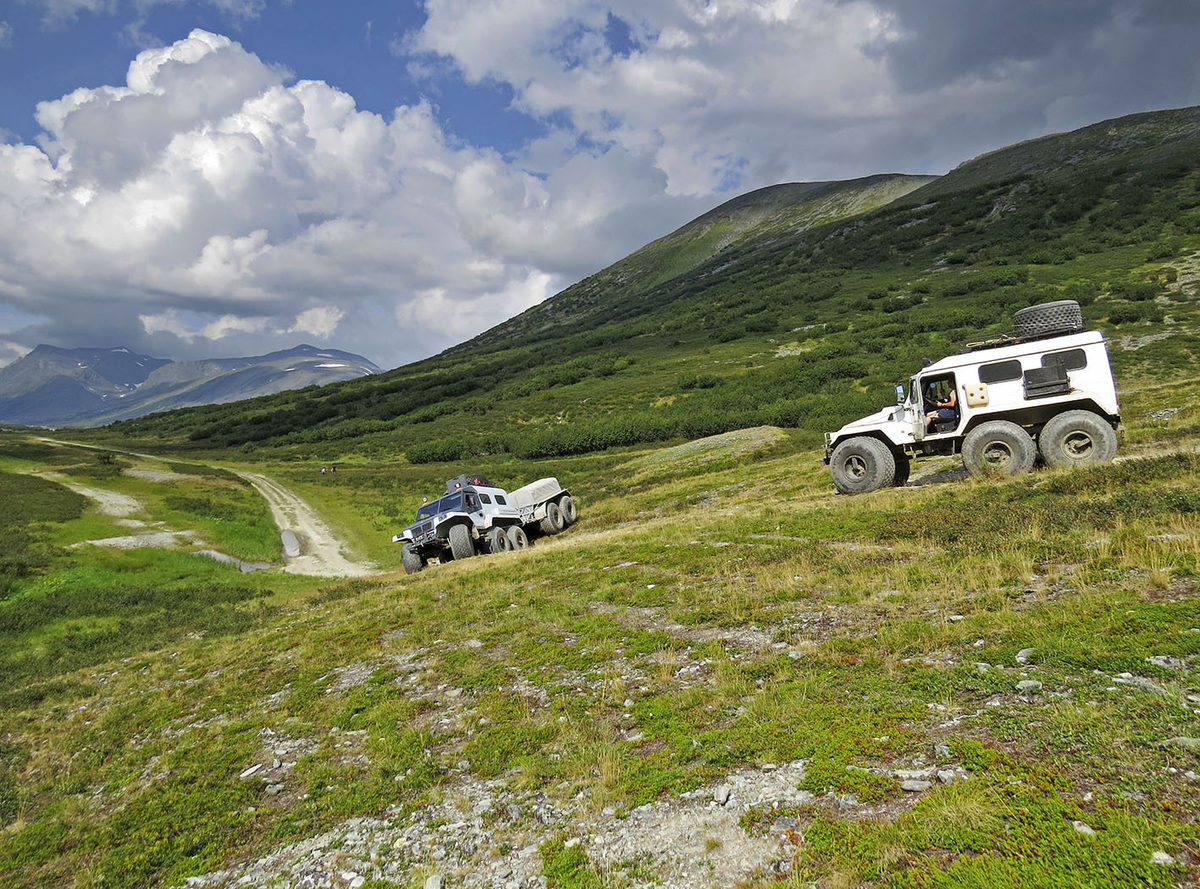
[231,470,378,577]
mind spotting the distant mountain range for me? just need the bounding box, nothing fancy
[0,344,380,427]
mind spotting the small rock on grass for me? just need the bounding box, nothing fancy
[1072,821,1096,836]
[1016,648,1035,665]
[714,785,732,805]
[1156,737,1200,751]
[425,876,444,889]
[1016,680,1043,694]
[1151,851,1175,866]
[901,780,932,792]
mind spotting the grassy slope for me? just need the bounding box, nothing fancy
[3,387,1200,888]
[3,106,1200,887]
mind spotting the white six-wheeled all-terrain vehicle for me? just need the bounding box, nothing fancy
[393,473,577,573]
[824,300,1121,494]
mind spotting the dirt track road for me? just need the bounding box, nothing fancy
[34,438,380,577]
[232,470,378,577]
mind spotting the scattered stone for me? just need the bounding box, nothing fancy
[1146,655,1184,670]
[239,764,263,779]
[1016,680,1043,694]
[1150,851,1175,866]
[936,770,955,785]
[564,837,580,849]
[1156,737,1200,751]
[425,876,444,889]
[948,615,965,622]
[1015,648,1035,665]
[900,780,933,792]
[934,744,951,759]
[770,815,798,834]
[1072,821,1096,836]
[265,784,284,796]
[714,785,731,806]
[893,768,934,781]
[1113,676,1168,695]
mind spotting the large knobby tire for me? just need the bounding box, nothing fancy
[1038,410,1118,468]
[448,524,475,560]
[829,436,896,494]
[1012,300,1084,338]
[962,420,1036,477]
[507,525,529,550]
[401,543,424,575]
[558,495,577,525]
[486,526,511,554]
[893,455,912,488]
[539,501,565,536]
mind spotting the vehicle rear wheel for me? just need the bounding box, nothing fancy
[558,495,577,525]
[448,524,475,560]
[539,501,565,535]
[401,543,424,574]
[962,420,1036,477]
[829,436,896,494]
[507,525,529,550]
[1038,410,1117,467]
[486,526,511,553]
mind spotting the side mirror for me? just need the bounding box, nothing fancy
[895,384,906,404]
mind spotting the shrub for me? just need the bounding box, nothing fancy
[406,437,471,464]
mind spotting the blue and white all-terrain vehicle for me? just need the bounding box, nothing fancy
[393,473,577,573]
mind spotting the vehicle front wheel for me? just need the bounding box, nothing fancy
[401,543,424,574]
[829,436,896,494]
[507,525,529,550]
[540,501,565,535]
[1038,410,1117,467]
[448,524,475,560]
[962,420,1036,477]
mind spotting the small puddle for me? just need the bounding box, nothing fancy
[195,550,273,573]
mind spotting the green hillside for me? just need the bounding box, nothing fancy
[95,106,1200,471]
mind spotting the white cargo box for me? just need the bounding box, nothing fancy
[508,477,565,510]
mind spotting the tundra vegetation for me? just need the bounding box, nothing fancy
[2,106,1200,887]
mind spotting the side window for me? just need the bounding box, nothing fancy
[978,360,1023,384]
[465,495,477,509]
[1043,349,1087,371]
[479,493,492,504]
[495,495,507,505]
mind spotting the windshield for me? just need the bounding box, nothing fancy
[415,492,464,520]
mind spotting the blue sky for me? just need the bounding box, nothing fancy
[0,0,1198,370]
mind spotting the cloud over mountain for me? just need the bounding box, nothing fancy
[0,2,1197,370]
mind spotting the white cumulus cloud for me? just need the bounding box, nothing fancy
[0,27,701,367]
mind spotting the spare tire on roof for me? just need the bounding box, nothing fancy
[1013,300,1084,338]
